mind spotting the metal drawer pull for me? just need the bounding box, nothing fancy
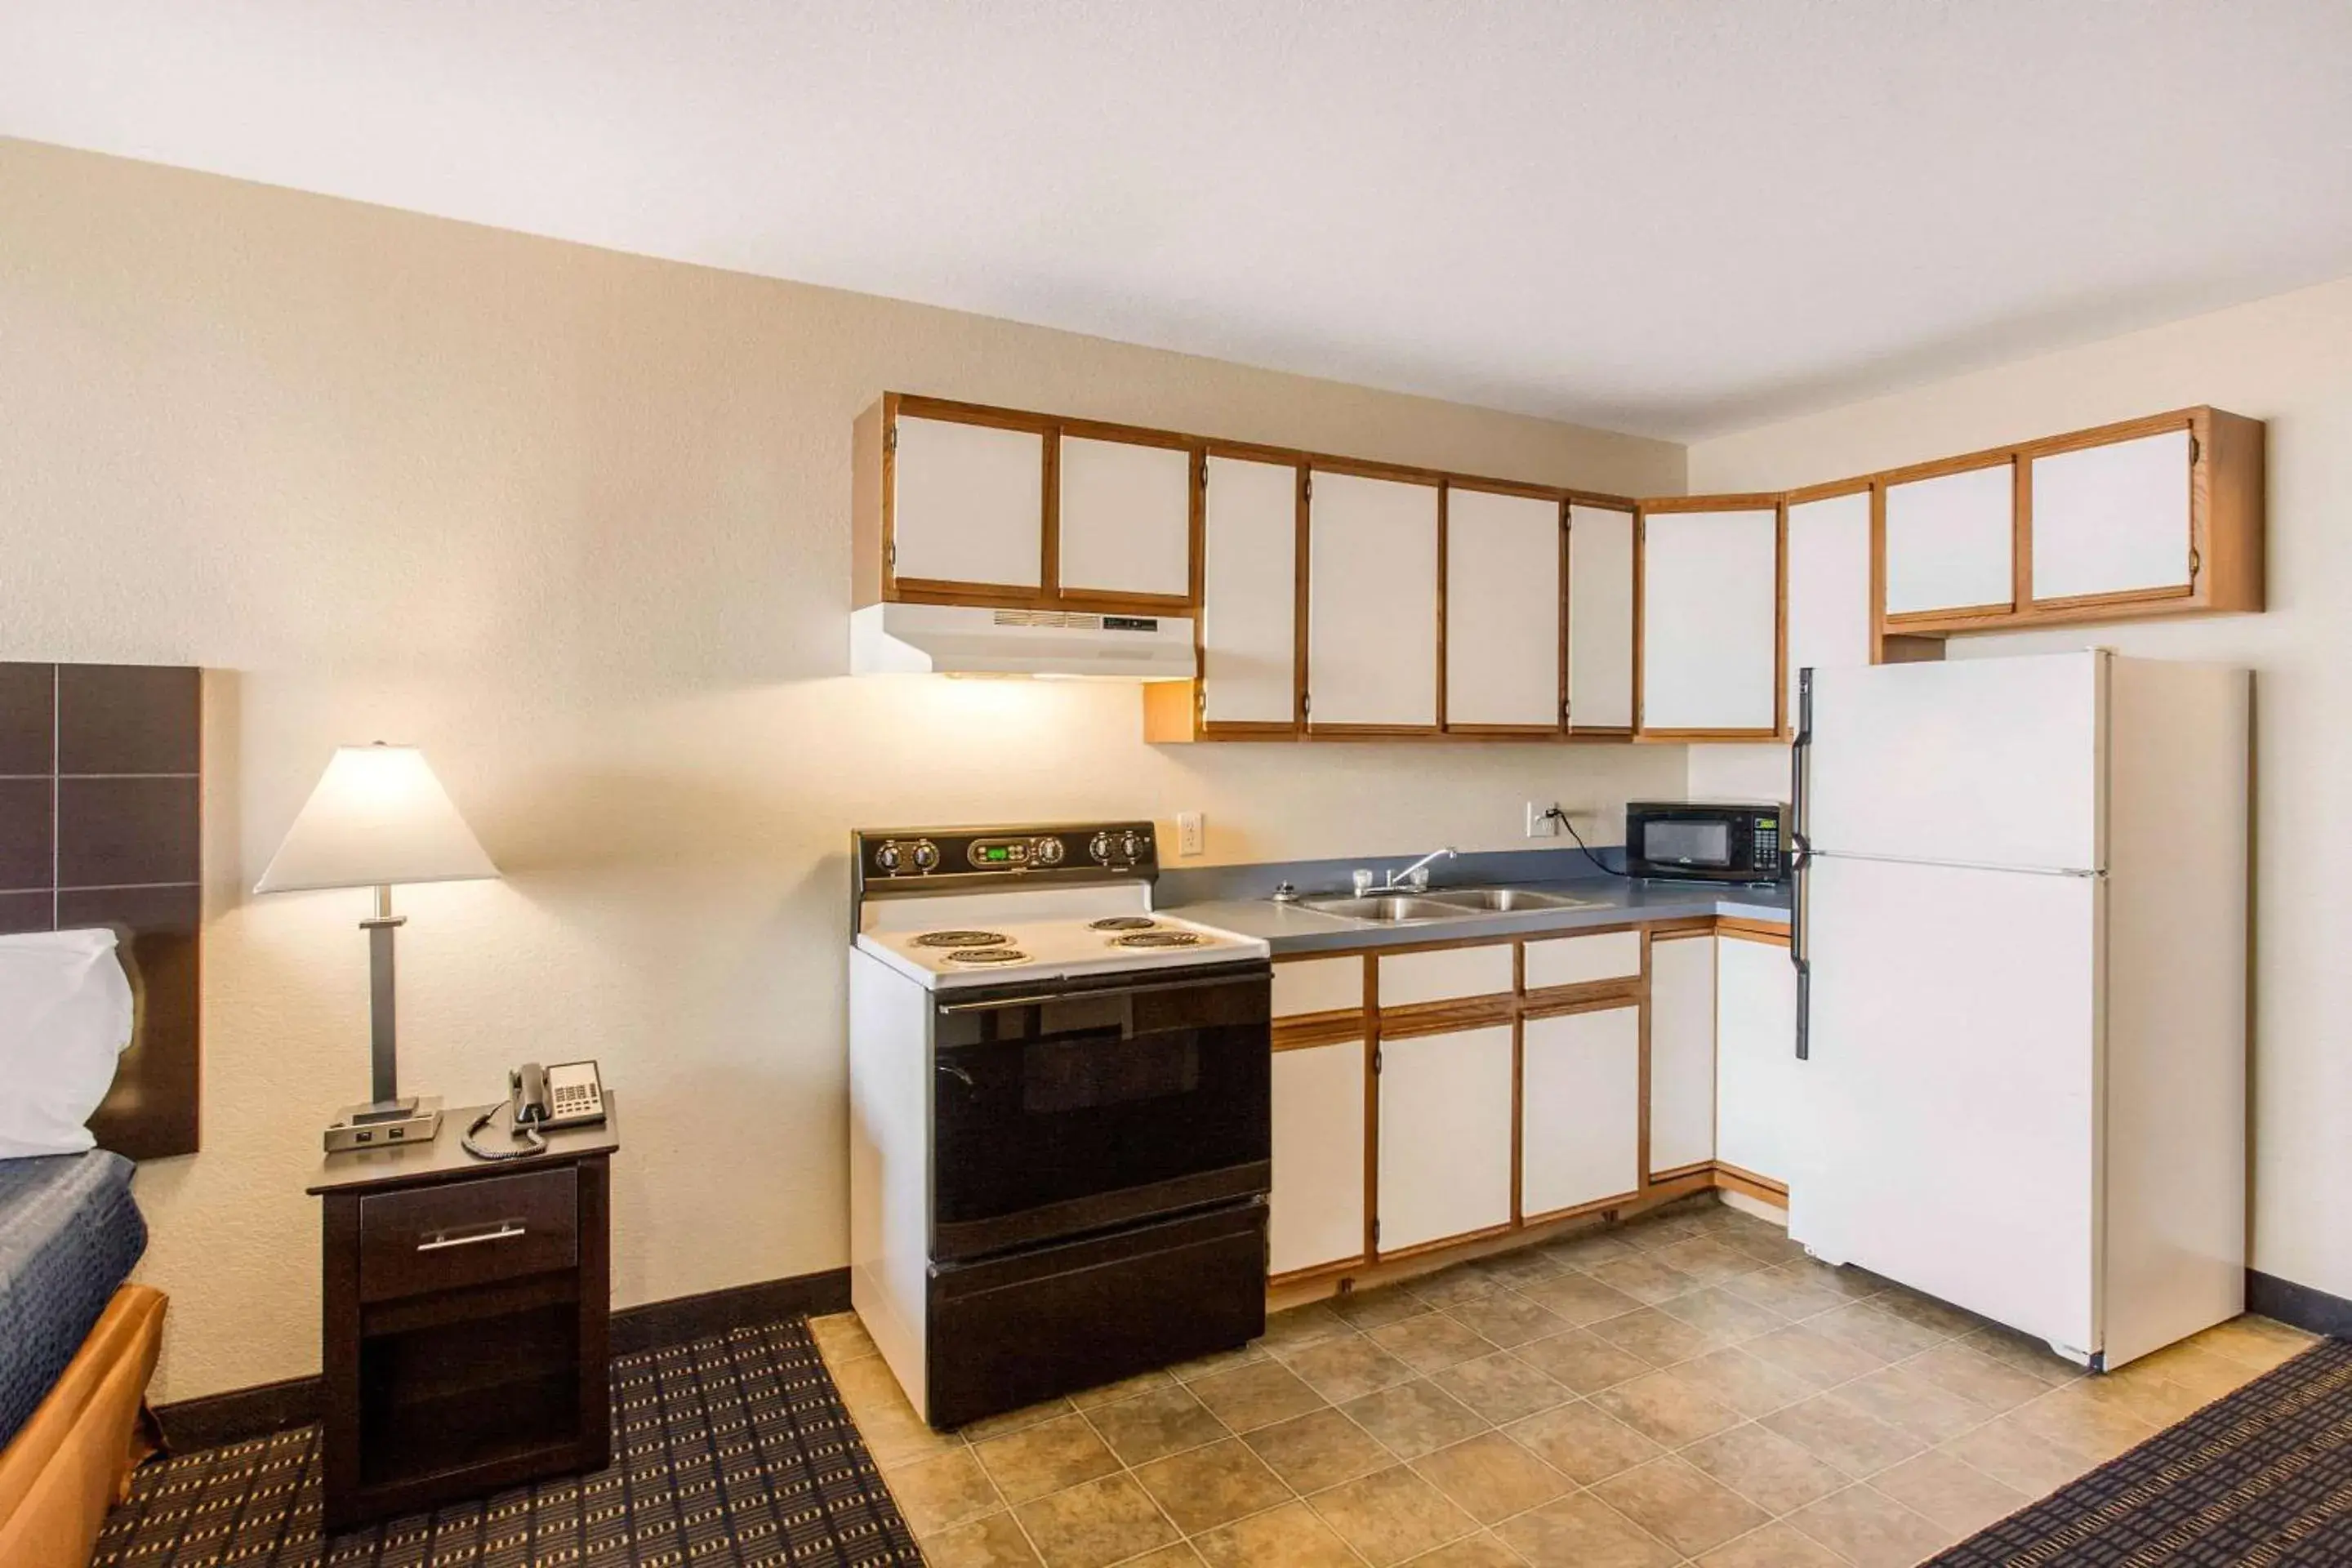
[416,1222,527,1252]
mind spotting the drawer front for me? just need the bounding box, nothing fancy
[1378,943,1514,1008]
[1273,956,1365,1018]
[359,1168,579,1303]
[1524,930,1642,991]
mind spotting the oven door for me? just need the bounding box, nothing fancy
[930,963,1272,1261]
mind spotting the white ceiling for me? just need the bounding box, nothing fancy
[7,2,2350,439]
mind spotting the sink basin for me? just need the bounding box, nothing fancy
[1420,887,1599,912]
[1296,894,1463,924]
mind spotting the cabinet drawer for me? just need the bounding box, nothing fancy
[1378,943,1514,1008]
[1273,956,1365,1018]
[1523,930,1642,991]
[358,1169,578,1303]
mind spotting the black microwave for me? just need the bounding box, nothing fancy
[1624,802,1788,884]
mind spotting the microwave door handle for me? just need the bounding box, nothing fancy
[1790,666,1813,1061]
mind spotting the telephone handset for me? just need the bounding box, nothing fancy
[462,1059,606,1161]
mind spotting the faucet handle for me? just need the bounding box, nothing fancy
[1352,869,1375,897]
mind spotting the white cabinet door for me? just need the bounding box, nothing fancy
[2029,429,2194,604]
[1648,934,1717,1174]
[1273,956,1364,1018]
[1784,489,1873,721]
[1309,472,1440,729]
[1883,462,2015,617]
[1715,933,1799,1188]
[1446,488,1561,729]
[1058,434,1192,600]
[891,413,1045,589]
[1377,1025,1515,1252]
[1272,1040,1367,1274]
[1200,455,1299,727]
[1377,943,1515,1008]
[1639,506,1780,734]
[1567,504,1636,731]
[1521,1005,1642,1218]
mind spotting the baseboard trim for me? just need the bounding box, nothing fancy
[153,1265,853,1451]
[2247,1267,2352,1338]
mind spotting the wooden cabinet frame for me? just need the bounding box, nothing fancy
[1632,494,1788,742]
[855,392,1202,617]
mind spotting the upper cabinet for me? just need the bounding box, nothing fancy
[1057,429,1194,604]
[888,408,1047,594]
[1198,452,1303,733]
[1882,458,2016,622]
[1307,469,1441,733]
[854,394,1195,612]
[1637,500,1783,737]
[1784,485,1875,719]
[1444,485,1564,733]
[1878,408,2263,636]
[1567,504,1637,733]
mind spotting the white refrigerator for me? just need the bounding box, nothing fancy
[1787,650,2248,1370]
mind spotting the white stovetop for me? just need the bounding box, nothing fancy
[854,883,1266,991]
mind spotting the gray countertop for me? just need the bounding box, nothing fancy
[1166,875,1789,956]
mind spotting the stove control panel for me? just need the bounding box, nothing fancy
[854,822,1156,888]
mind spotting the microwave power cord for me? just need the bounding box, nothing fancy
[1541,806,1629,879]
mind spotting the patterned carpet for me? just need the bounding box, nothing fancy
[1929,1335,2352,1566]
[94,1319,921,1567]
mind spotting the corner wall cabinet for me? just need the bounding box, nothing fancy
[858,394,2264,746]
[1637,500,1784,738]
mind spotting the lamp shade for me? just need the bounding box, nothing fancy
[254,744,499,893]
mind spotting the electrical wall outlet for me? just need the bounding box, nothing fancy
[1525,800,1562,839]
[1176,811,1205,857]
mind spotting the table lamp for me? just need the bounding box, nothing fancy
[256,743,500,1152]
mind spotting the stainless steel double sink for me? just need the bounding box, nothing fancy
[1290,886,1603,926]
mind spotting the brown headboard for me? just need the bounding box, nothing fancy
[0,662,201,1160]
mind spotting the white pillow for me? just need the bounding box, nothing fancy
[0,927,136,1159]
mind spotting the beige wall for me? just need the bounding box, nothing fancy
[1687,274,2352,1303]
[0,138,1688,1401]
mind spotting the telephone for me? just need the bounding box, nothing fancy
[461,1059,606,1161]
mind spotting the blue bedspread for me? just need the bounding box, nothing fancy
[0,1150,145,1450]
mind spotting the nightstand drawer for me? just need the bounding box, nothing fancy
[358,1169,578,1303]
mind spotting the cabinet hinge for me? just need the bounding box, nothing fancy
[1371,1044,1382,1074]
[884,424,897,454]
[2188,434,2200,465]
[1371,1217,1381,1246]
[885,541,896,568]
[2188,545,2202,579]
[1301,693,1312,719]
[1303,473,1312,501]
[1198,463,1209,492]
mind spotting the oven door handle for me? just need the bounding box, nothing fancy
[936,971,1257,1014]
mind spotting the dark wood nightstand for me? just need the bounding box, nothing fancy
[305,1096,620,1531]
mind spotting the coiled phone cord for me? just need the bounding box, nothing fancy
[461,1100,548,1161]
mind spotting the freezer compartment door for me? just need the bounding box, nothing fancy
[1805,652,2104,872]
[1788,855,2099,1355]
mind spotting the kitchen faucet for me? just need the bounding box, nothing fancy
[1382,846,1458,893]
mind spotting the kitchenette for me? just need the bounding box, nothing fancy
[844,387,2262,1437]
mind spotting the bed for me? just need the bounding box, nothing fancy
[0,662,199,1568]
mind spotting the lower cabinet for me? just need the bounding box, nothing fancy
[1376,1025,1515,1253]
[1269,1039,1367,1276]
[1520,1004,1641,1219]
[1715,933,1799,1187]
[1648,933,1717,1174]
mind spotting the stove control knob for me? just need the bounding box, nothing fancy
[1089,832,1114,862]
[874,842,902,874]
[911,839,941,871]
[1034,836,1065,866]
[1119,831,1144,861]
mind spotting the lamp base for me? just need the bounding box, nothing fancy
[324,1095,443,1154]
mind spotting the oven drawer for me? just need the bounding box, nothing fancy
[358,1169,578,1303]
[925,1200,1267,1429]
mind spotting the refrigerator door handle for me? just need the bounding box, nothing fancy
[1791,667,1813,1061]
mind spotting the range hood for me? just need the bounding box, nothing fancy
[850,602,1196,679]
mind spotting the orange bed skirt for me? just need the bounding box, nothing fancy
[0,1285,167,1568]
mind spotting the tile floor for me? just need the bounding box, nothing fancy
[811,1197,2316,1567]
